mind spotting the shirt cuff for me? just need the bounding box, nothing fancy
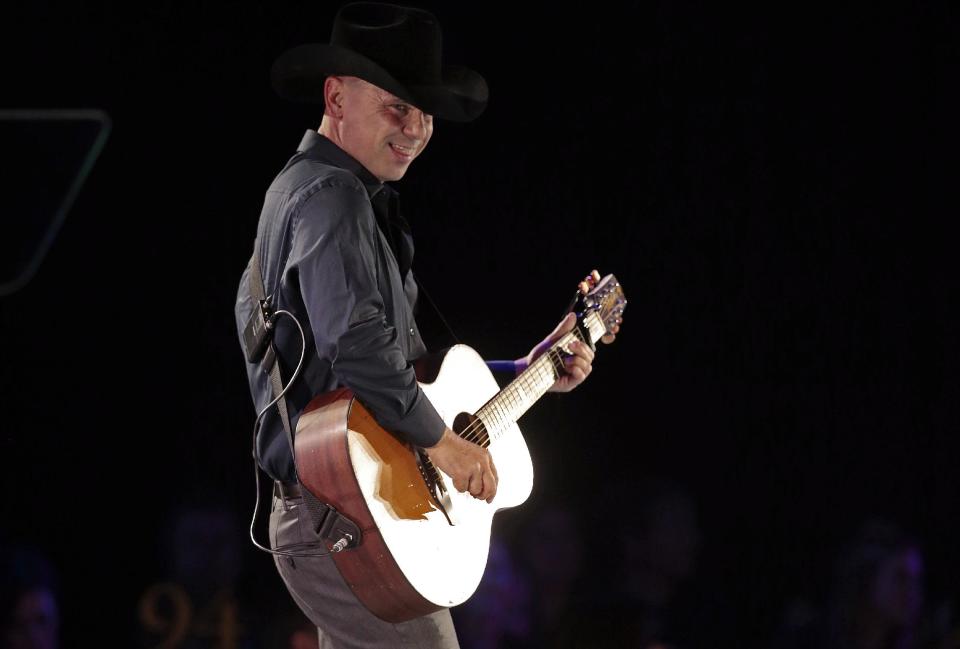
[486,359,519,375]
[392,387,447,448]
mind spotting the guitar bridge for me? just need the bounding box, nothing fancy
[416,451,455,526]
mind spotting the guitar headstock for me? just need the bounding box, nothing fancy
[576,270,627,344]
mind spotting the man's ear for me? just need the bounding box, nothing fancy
[324,75,345,118]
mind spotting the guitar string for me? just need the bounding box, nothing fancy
[460,339,571,445]
[457,326,592,446]
[425,307,618,495]
[458,321,600,445]
[463,307,614,445]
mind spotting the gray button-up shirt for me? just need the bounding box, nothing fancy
[235,130,446,483]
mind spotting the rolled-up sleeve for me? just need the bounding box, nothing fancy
[288,179,446,447]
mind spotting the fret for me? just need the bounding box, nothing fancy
[474,320,608,441]
[483,401,500,431]
[586,312,605,344]
[529,365,551,394]
[471,274,623,444]
[495,398,508,428]
[548,347,565,376]
[483,345,560,435]
[514,382,531,411]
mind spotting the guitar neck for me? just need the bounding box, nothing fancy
[474,311,606,443]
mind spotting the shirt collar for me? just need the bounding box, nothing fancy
[296,130,393,200]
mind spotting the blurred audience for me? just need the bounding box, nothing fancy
[138,500,254,649]
[559,475,710,649]
[165,502,244,602]
[452,535,531,649]
[455,476,710,648]
[771,519,953,649]
[261,608,320,649]
[0,546,60,649]
[517,502,584,648]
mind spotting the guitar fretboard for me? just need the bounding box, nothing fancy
[472,311,605,444]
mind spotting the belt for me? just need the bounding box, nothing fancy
[274,480,302,500]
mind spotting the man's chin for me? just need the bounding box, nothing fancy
[381,166,411,182]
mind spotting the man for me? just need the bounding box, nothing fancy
[234,3,618,647]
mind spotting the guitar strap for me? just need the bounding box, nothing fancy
[247,248,361,552]
[248,249,295,454]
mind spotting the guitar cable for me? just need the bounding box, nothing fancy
[411,270,461,345]
[247,309,333,558]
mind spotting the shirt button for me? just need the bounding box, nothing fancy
[409,327,415,336]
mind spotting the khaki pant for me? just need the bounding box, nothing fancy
[269,493,461,649]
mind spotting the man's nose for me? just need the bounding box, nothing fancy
[402,109,430,140]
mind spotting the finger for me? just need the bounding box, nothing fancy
[601,321,621,344]
[472,462,487,498]
[481,468,496,501]
[565,354,592,376]
[488,459,498,490]
[570,340,595,362]
[467,472,483,498]
[581,270,600,292]
[548,312,577,343]
[453,475,469,493]
[564,363,589,385]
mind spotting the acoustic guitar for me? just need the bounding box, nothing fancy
[293,273,626,622]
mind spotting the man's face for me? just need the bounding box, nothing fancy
[332,76,434,182]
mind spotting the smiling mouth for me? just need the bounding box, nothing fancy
[389,142,416,158]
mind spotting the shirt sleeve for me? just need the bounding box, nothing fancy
[287,178,446,447]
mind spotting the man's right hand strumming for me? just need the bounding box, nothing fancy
[423,428,498,503]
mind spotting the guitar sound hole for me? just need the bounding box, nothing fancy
[453,412,489,447]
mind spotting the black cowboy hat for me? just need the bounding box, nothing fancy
[271,2,488,122]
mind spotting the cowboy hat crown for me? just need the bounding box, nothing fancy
[271,2,488,122]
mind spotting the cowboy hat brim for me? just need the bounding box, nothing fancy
[270,43,488,122]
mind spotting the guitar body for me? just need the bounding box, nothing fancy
[294,344,534,623]
[292,272,626,623]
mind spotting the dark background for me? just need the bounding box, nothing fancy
[1,1,957,646]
